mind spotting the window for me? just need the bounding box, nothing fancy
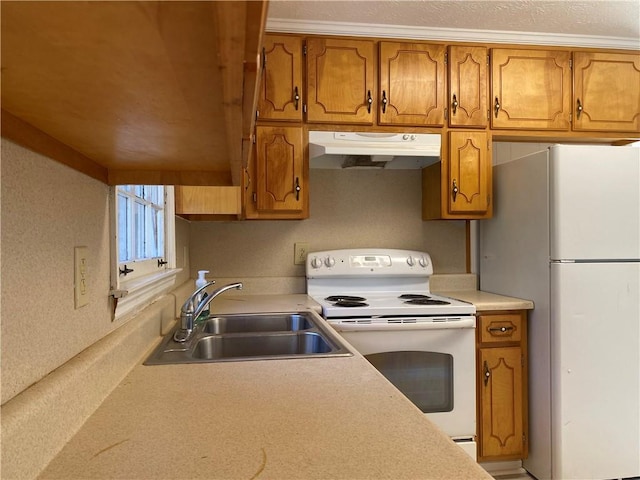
[110,185,178,320]
[117,185,166,280]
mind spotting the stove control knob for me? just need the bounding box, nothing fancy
[311,257,323,269]
[324,256,336,268]
[406,256,415,267]
[419,256,429,268]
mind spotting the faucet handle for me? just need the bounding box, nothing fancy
[181,280,216,314]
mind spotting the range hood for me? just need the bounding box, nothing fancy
[309,131,441,169]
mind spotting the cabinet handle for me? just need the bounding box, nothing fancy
[367,90,373,113]
[382,90,388,114]
[451,94,458,115]
[295,177,301,201]
[294,86,300,110]
[452,179,458,202]
[494,97,500,117]
[576,98,583,119]
[483,361,491,386]
[488,325,514,333]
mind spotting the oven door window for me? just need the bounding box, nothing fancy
[366,351,454,413]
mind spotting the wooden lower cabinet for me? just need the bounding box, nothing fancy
[476,310,528,462]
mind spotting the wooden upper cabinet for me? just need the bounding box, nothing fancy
[491,48,571,130]
[448,131,492,215]
[305,37,376,124]
[378,41,445,126]
[573,51,640,133]
[258,35,303,121]
[448,45,488,128]
[252,126,306,216]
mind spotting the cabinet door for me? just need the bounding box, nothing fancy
[491,49,571,130]
[479,346,525,458]
[573,51,640,132]
[448,131,491,215]
[378,41,445,126]
[306,37,375,124]
[258,35,303,121]
[254,126,306,214]
[448,45,488,127]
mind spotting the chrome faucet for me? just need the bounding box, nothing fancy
[173,281,243,342]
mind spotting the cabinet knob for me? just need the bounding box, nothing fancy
[295,177,301,201]
[451,93,458,115]
[382,90,388,114]
[367,90,373,113]
[294,86,300,110]
[452,179,458,202]
[494,97,500,118]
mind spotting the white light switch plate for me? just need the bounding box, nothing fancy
[74,246,89,309]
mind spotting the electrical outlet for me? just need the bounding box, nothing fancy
[294,242,309,265]
[74,246,89,309]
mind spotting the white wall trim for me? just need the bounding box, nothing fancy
[266,18,640,50]
[114,268,180,321]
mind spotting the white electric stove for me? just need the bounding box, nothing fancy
[307,248,478,460]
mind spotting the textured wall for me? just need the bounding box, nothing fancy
[189,169,466,293]
[0,140,190,404]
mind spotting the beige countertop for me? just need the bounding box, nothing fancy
[38,294,492,480]
[435,290,534,311]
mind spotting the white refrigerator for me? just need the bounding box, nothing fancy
[479,144,640,480]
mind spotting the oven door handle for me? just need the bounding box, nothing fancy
[330,318,476,331]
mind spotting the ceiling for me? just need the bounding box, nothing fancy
[267,0,640,49]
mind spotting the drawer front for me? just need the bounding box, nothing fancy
[479,314,522,343]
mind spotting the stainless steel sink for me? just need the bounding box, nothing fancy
[192,332,333,360]
[144,311,352,365]
[199,314,313,334]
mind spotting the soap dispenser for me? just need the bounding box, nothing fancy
[195,270,210,321]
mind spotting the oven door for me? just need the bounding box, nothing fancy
[329,318,476,439]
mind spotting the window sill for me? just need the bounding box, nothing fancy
[112,268,181,321]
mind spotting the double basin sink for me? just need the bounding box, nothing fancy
[144,311,352,365]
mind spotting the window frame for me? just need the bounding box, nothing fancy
[109,185,179,321]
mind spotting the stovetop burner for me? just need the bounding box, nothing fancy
[325,295,369,307]
[333,300,369,308]
[325,295,367,302]
[403,298,451,306]
[398,294,431,300]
